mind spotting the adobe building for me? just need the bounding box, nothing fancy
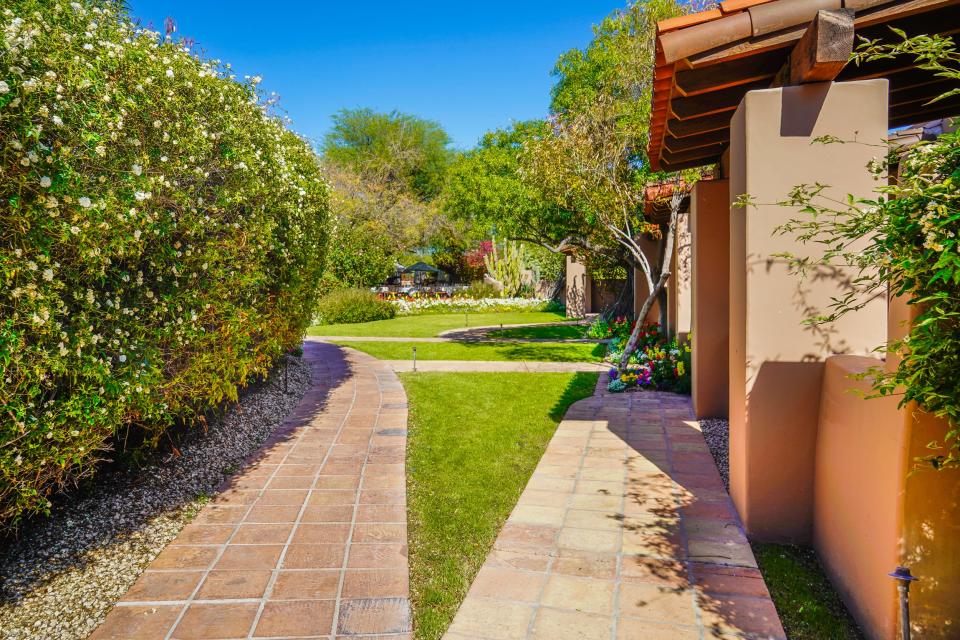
[568,1,960,638]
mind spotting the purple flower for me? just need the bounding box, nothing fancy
[608,368,619,379]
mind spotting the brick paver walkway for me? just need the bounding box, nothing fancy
[92,342,411,640]
[445,380,786,640]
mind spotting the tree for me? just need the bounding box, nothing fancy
[322,108,452,200]
[321,109,456,291]
[521,96,695,368]
[447,0,702,364]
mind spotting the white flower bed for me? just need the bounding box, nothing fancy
[391,297,552,315]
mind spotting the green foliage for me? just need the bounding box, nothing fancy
[551,0,687,163]
[0,0,329,525]
[753,544,863,639]
[458,280,499,299]
[771,31,960,469]
[315,289,396,325]
[442,121,571,243]
[483,240,526,297]
[323,220,397,289]
[322,107,452,200]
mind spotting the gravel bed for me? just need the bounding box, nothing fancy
[0,355,312,640]
[700,418,730,491]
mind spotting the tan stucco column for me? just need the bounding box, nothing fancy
[690,179,730,419]
[565,256,591,318]
[727,79,889,542]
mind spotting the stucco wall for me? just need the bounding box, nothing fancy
[814,355,903,640]
[691,180,730,419]
[727,79,889,541]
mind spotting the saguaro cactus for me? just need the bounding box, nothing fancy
[484,240,526,297]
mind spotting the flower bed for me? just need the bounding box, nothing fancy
[605,327,691,394]
[0,0,329,527]
[388,295,559,315]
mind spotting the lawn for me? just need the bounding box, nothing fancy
[485,323,589,340]
[402,371,599,640]
[752,543,863,639]
[307,311,568,338]
[333,340,605,362]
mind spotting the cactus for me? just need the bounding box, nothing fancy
[484,240,527,298]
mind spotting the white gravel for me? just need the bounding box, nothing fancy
[0,354,312,640]
[700,418,730,491]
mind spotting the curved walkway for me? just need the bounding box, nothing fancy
[92,342,411,640]
[445,381,786,640]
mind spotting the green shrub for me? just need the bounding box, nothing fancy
[0,0,329,526]
[316,289,396,325]
[457,280,499,299]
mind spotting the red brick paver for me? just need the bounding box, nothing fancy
[445,380,786,640]
[92,342,411,640]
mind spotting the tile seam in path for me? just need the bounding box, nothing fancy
[90,341,411,640]
[444,376,787,640]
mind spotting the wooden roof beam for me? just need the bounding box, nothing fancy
[771,9,854,87]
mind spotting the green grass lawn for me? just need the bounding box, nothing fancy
[333,340,605,362]
[486,323,588,340]
[402,371,599,640]
[307,311,568,338]
[752,543,863,639]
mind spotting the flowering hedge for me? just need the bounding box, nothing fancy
[0,1,329,525]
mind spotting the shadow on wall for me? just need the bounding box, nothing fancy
[0,341,349,612]
[559,390,786,639]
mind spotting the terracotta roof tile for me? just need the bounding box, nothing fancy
[657,9,723,34]
[719,0,774,13]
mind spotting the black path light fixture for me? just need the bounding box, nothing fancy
[889,566,918,640]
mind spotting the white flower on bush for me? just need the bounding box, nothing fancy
[70,225,81,234]
[132,163,142,176]
[134,190,151,201]
[42,268,53,281]
[40,176,51,188]
[0,80,9,94]
[52,115,63,126]
[118,354,126,362]
[78,196,91,208]
[165,68,174,78]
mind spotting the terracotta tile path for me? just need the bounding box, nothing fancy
[92,341,411,640]
[92,340,784,640]
[444,378,786,640]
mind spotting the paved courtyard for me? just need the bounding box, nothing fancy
[91,342,411,640]
[445,379,786,640]
[91,343,783,640]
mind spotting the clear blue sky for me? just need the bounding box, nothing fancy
[127,1,618,150]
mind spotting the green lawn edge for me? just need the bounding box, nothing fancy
[753,543,864,639]
[334,340,606,362]
[307,311,569,338]
[402,371,599,640]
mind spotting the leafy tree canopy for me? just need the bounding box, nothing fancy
[322,108,453,200]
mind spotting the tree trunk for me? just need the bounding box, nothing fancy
[617,188,684,370]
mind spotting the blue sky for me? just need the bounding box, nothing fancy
[128,1,619,150]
